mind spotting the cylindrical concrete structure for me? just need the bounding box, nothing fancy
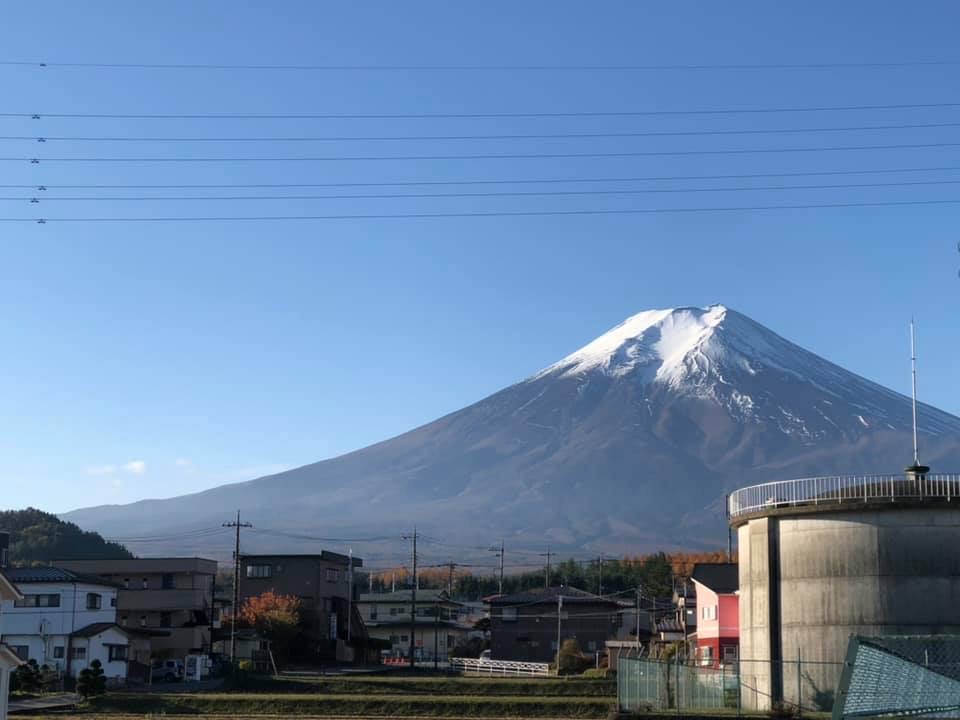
[731,475,960,713]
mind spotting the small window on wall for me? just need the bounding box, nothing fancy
[162,574,175,589]
[11,646,28,661]
[246,565,272,579]
[108,645,128,662]
[72,647,86,660]
[53,646,65,659]
[86,593,102,610]
[326,568,340,582]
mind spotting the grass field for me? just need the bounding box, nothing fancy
[36,673,614,718]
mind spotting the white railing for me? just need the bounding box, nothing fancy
[450,657,552,677]
[728,473,960,520]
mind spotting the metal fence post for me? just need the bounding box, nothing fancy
[797,648,802,719]
[676,650,681,715]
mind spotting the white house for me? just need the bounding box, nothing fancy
[0,568,25,720]
[0,567,132,682]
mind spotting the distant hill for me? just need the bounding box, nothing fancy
[0,508,132,566]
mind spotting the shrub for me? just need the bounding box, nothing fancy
[13,660,41,693]
[557,639,592,676]
[77,659,106,698]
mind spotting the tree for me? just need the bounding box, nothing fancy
[77,659,106,698]
[236,590,302,664]
[557,639,591,675]
[13,660,41,693]
[0,508,132,565]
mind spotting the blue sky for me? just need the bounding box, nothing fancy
[2,2,959,513]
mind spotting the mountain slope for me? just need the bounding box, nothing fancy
[0,508,133,565]
[62,305,960,555]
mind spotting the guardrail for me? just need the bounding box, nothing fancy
[450,657,552,677]
[728,473,960,521]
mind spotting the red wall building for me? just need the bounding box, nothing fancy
[690,563,739,667]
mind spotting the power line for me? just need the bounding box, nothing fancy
[9,120,960,142]
[3,59,960,71]
[11,177,960,203]
[7,197,960,223]
[11,140,960,163]
[6,164,960,190]
[8,100,960,120]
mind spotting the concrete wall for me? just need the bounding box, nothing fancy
[738,507,960,712]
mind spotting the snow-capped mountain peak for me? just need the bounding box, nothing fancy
[541,304,732,382]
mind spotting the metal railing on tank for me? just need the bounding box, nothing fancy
[728,473,960,520]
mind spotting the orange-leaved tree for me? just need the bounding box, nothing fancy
[237,591,302,664]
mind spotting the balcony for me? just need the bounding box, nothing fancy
[118,588,210,611]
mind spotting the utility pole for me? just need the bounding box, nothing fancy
[489,540,505,595]
[223,511,252,667]
[598,553,604,597]
[402,528,418,667]
[540,548,553,589]
[446,562,458,595]
[635,586,643,654]
[347,548,353,644]
[555,593,563,674]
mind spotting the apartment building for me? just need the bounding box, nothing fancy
[58,557,219,659]
[238,552,363,662]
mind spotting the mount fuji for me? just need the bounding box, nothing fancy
[62,305,960,556]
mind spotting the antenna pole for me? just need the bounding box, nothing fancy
[910,319,920,467]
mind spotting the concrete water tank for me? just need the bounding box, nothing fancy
[730,472,960,712]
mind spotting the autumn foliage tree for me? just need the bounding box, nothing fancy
[235,591,302,664]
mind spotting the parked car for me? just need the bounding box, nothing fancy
[151,659,184,682]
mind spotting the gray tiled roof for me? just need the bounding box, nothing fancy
[5,566,119,587]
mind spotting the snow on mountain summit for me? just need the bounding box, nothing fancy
[540,304,777,385]
[536,304,959,437]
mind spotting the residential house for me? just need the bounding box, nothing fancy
[357,589,471,661]
[0,567,144,683]
[0,533,24,720]
[239,552,364,662]
[487,587,622,664]
[57,557,219,660]
[690,562,739,667]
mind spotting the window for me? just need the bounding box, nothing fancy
[110,597,117,608]
[120,615,128,626]
[11,646,28,661]
[123,577,130,588]
[15,593,61,608]
[587,641,597,652]
[53,646,65,659]
[389,607,398,616]
[86,593,102,610]
[502,607,517,622]
[139,615,147,627]
[389,635,399,644]
[142,577,148,589]
[160,612,172,628]
[108,645,128,662]
[162,573,175,589]
[400,635,409,643]
[246,565,272,579]
[71,647,87,660]
[325,568,340,582]
[370,607,378,620]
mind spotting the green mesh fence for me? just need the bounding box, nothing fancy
[618,658,740,712]
[834,636,960,719]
